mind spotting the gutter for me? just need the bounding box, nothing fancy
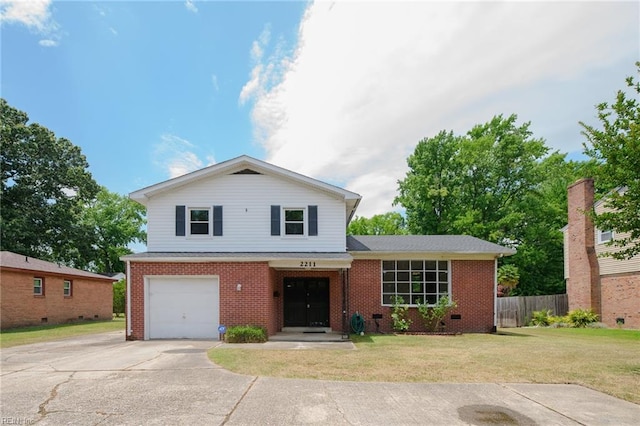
[493,256,499,332]
[126,260,132,337]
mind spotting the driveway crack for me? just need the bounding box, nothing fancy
[221,376,257,425]
[37,372,76,420]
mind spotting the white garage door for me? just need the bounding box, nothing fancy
[147,277,219,339]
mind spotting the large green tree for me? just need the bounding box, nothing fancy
[80,187,147,273]
[347,212,407,235]
[395,114,588,295]
[1,99,100,265]
[581,62,640,259]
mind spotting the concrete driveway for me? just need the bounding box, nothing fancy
[1,331,639,425]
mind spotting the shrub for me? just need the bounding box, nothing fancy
[417,295,457,331]
[530,310,552,327]
[391,296,412,332]
[567,308,599,328]
[113,279,126,317]
[225,325,267,343]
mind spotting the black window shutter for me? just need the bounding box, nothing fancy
[213,205,223,236]
[308,205,318,236]
[175,205,186,236]
[271,205,280,236]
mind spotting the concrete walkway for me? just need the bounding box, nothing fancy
[1,331,638,425]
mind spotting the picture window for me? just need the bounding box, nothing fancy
[381,260,450,306]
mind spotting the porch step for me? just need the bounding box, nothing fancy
[270,331,350,342]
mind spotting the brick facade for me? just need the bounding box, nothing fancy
[0,269,113,329]
[128,258,497,339]
[565,178,640,328]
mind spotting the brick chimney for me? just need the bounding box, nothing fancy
[566,178,601,315]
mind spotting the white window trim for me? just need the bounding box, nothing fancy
[188,207,211,237]
[63,279,72,297]
[34,277,44,296]
[597,229,614,244]
[282,207,307,238]
[380,260,452,307]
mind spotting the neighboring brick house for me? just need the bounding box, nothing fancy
[563,178,640,328]
[122,155,515,340]
[0,251,114,329]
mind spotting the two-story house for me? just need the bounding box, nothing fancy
[122,155,515,340]
[564,178,640,328]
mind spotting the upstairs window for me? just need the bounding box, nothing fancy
[597,229,614,244]
[34,277,44,296]
[284,208,304,235]
[189,208,210,235]
[63,279,72,297]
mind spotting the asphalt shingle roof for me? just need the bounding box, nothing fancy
[0,251,116,281]
[347,235,516,255]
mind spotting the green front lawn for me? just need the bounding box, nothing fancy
[0,316,125,348]
[209,327,640,404]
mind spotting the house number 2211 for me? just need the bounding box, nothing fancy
[300,261,316,267]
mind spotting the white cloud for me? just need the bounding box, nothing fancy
[185,0,198,14]
[154,134,215,179]
[0,0,52,30]
[38,38,57,47]
[241,1,639,217]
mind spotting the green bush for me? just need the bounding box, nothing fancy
[113,279,126,317]
[391,296,412,332]
[225,325,267,343]
[567,308,599,328]
[530,310,552,327]
[417,295,457,331]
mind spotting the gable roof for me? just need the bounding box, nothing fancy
[347,235,516,257]
[0,251,116,281]
[129,155,362,222]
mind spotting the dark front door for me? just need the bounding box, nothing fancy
[283,278,330,327]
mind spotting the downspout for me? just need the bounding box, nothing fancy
[126,260,132,338]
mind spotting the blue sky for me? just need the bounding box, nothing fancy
[1,0,639,218]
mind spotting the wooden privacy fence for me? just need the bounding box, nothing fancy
[497,294,568,328]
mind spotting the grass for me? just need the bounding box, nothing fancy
[209,327,640,404]
[0,316,125,348]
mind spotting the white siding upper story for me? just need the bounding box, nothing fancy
[133,156,361,253]
[593,196,640,275]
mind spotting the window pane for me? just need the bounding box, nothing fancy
[383,271,395,281]
[439,283,449,293]
[425,261,437,270]
[426,271,437,281]
[285,210,304,221]
[438,261,448,270]
[411,260,423,270]
[190,209,209,221]
[382,294,394,304]
[439,271,448,281]
[411,271,423,282]
[412,281,423,293]
[426,282,437,293]
[382,261,395,271]
[397,283,410,293]
[426,295,437,304]
[285,223,304,235]
[398,294,410,303]
[396,260,410,270]
[191,223,209,234]
[411,295,423,304]
[383,282,396,293]
[397,271,410,281]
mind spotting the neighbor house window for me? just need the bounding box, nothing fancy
[34,277,44,296]
[189,208,210,235]
[63,279,72,297]
[597,229,614,244]
[382,260,450,306]
[284,208,305,236]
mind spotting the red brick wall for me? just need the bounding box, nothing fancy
[566,178,601,314]
[600,273,640,328]
[129,258,498,339]
[128,262,274,340]
[348,259,496,334]
[0,269,113,329]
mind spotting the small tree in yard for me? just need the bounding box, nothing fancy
[417,295,457,332]
[497,264,520,297]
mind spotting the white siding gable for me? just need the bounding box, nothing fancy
[146,172,348,252]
